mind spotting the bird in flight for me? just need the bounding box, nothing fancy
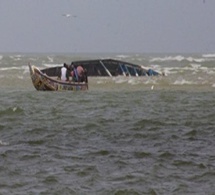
[62,14,77,18]
[62,14,71,18]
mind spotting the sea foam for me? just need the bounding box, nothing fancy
[202,54,215,58]
[150,55,205,63]
[0,140,9,146]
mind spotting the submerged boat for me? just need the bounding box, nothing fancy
[29,58,162,91]
[41,58,163,77]
[28,64,88,91]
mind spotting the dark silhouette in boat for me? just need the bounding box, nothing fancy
[41,59,163,77]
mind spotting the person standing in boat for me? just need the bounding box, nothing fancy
[70,63,85,82]
[69,63,76,82]
[60,63,69,81]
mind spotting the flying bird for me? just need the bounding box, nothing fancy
[62,14,77,18]
[62,14,71,18]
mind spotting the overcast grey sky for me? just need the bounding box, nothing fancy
[0,0,214,53]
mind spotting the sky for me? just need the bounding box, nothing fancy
[0,0,214,53]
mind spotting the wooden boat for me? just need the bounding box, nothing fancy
[28,64,88,91]
[41,58,163,77]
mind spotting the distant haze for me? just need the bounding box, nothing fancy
[0,0,214,53]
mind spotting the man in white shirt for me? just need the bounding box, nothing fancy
[61,63,69,81]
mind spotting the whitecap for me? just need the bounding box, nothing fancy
[0,66,29,71]
[173,79,196,85]
[47,56,54,62]
[128,78,139,85]
[149,64,164,75]
[199,67,209,73]
[202,54,215,58]
[0,67,20,71]
[0,140,9,146]
[9,55,23,61]
[23,66,30,74]
[162,67,180,75]
[116,54,129,59]
[150,55,185,62]
[194,58,205,63]
[190,64,201,69]
[115,78,127,84]
[206,70,215,75]
[187,57,205,63]
[150,55,206,63]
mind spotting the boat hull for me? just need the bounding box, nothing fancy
[40,59,162,77]
[29,64,88,91]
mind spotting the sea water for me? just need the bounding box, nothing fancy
[0,53,215,194]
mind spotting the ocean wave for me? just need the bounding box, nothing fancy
[160,65,215,76]
[150,55,206,63]
[150,55,185,62]
[0,106,24,117]
[0,67,21,71]
[173,79,197,85]
[187,57,205,63]
[115,54,130,59]
[202,54,215,58]
[1,54,215,90]
[10,54,23,58]
[128,78,140,85]
[9,55,23,61]
[0,140,9,146]
[190,63,201,69]
[47,56,54,63]
[0,66,28,71]
[114,77,128,84]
